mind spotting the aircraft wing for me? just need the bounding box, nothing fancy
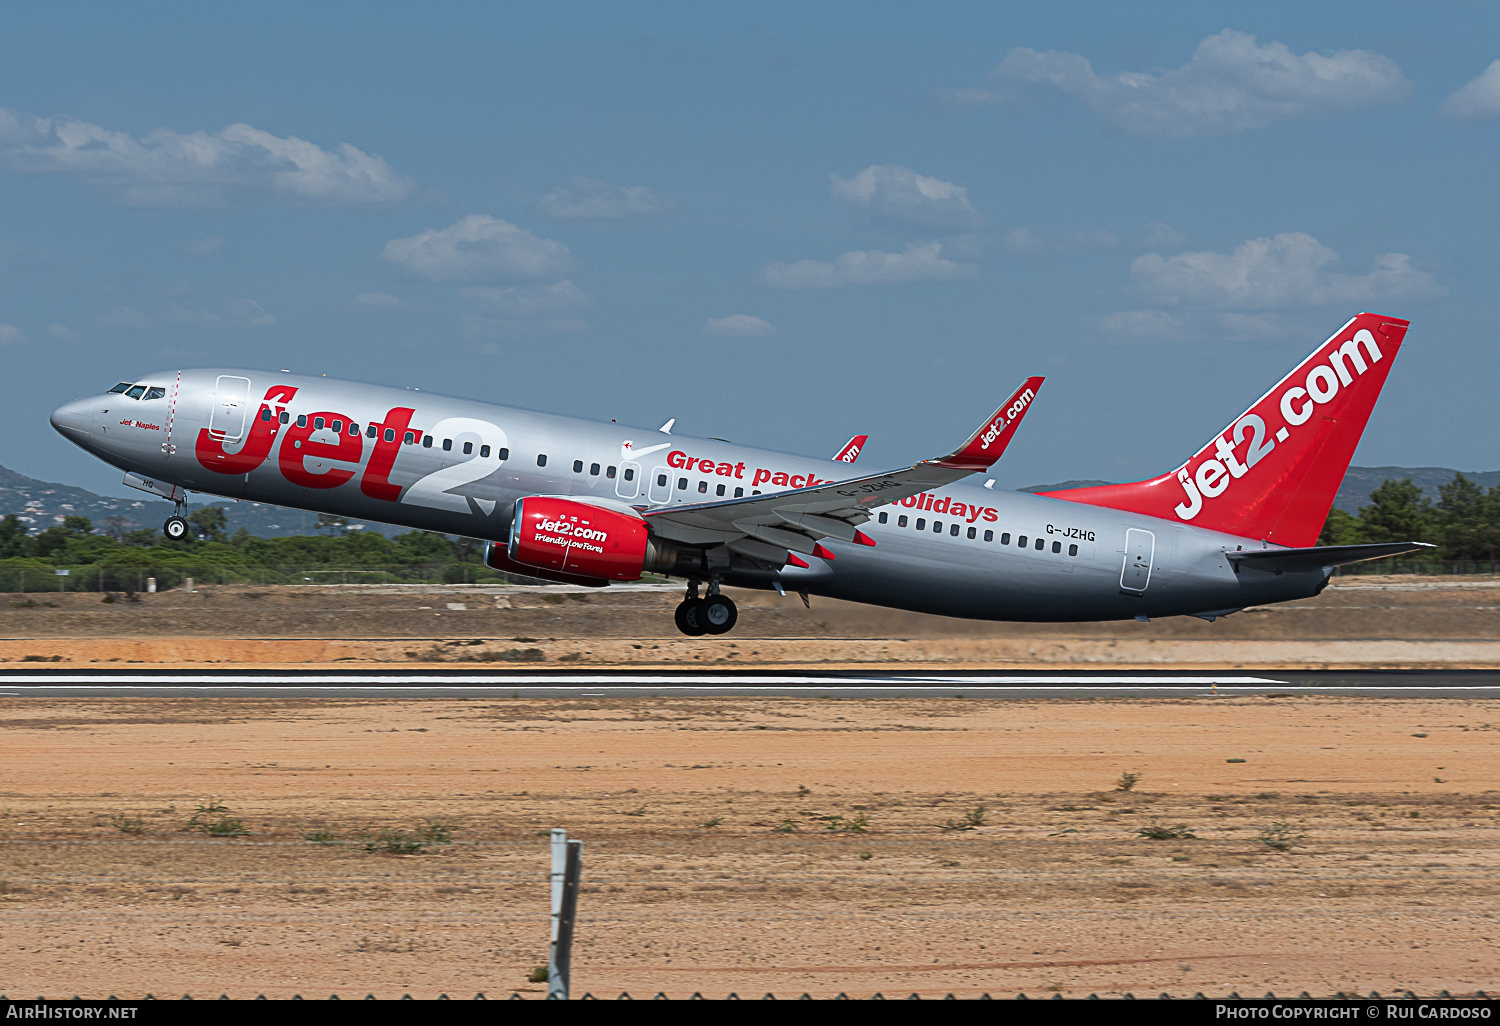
[642,377,1043,558]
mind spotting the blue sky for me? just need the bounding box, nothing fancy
[5,2,1500,497]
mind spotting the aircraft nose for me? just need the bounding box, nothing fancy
[50,397,96,440]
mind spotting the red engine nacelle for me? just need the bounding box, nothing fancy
[507,496,653,581]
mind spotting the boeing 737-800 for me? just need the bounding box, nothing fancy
[49,312,1427,636]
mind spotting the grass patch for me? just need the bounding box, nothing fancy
[527,966,549,983]
[1256,822,1306,852]
[303,829,339,844]
[109,813,146,834]
[940,806,988,832]
[698,816,724,829]
[416,819,459,844]
[365,830,426,855]
[1116,771,1142,791]
[1137,822,1197,840]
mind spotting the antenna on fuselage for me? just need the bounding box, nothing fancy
[659,419,675,434]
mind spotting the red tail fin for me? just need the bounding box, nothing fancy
[1040,313,1409,547]
[832,434,868,463]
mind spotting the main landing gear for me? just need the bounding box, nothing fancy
[163,500,189,541]
[674,580,738,637]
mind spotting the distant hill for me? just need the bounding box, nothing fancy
[1024,467,1500,515]
[0,464,409,538]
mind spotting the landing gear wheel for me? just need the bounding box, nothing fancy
[163,516,189,541]
[674,599,708,636]
[701,594,738,635]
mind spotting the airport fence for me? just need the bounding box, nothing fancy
[0,562,526,593]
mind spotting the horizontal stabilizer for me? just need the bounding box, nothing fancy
[1227,541,1433,573]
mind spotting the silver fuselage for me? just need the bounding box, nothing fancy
[50,368,1329,621]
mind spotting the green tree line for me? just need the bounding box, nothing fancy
[1320,474,1500,565]
[0,507,514,591]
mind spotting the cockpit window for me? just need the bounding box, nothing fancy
[107,382,133,394]
[125,385,146,400]
[144,386,166,400]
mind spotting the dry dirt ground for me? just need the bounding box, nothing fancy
[3,575,1500,668]
[1,694,1497,999]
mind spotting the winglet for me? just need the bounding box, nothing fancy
[935,376,1044,471]
[832,434,868,463]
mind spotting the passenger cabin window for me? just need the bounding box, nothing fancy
[715,484,725,496]
[950,524,960,537]
[734,487,743,498]
[349,423,359,435]
[573,460,583,473]
[916,518,926,530]
[1052,541,1062,553]
[878,512,888,524]
[498,448,509,460]
[984,530,994,542]
[442,439,452,451]
[144,387,165,400]
[297,415,307,427]
[314,417,325,430]
[1035,538,1044,551]
[537,454,548,467]
[282,412,291,424]
[366,424,376,437]
[383,428,395,442]
[656,473,666,487]
[1000,533,1010,545]
[967,527,976,539]
[898,515,908,527]
[463,442,473,456]
[422,436,433,448]
[1068,543,1078,556]
[126,386,146,400]
[404,431,415,444]
[621,467,632,481]
[260,409,271,422]
[108,383,132,394]
[590,463,600,476]
[606,465,616,479]
[933,521,943,533]
[331,420,342,433]
[677,477,688,490]
[698,481,708,493]
[1018,535,1027,547]
[480,445,491,458]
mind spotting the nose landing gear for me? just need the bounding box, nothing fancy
[673,580,738,636]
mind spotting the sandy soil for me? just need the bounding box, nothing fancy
[1,694,1497,999]
[3,575,1500,669]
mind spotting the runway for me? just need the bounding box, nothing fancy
[2,667,1499,698]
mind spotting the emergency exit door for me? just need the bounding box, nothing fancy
[1120,528,1155,593]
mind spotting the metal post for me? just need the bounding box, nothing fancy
[547,829,583,1000]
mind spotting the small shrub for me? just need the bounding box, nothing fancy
[527,966,549,983]
[109,813,146,834]
[22,654,63,662]
[1116,771,1142,791]
[699,816,723,829]
[858,851,873,861]
[365,830,425,855]
[1226,758,1247,764]
[940,807,987,832]
[1256,822,1306,852]
[1137,822,1197,840]
[771,819,798,833]
[821,813,869,834]
[623,806,647,817]
[203,817,247,837]
[304,830,338,844]
[416,819,457,844]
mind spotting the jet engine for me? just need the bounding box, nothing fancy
[490,496,700,583]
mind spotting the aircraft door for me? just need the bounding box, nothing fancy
[616,461,641,499]
[647,465,671,504]
[209,375,251,441]
[1120,528,1155,592]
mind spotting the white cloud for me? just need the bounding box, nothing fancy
[985,29,1408,137]
[1090,309,1293,342]
[828,165,981,230]
[95,306,149,330]
[1442,60,1500,119]
[0,108,415,207]
[182,237,225,257]
[222,298,277,327]
[1002,226,1118,254]
[383,215,575,283]
[93,298,276,331]
[460,280,589,316]
[763,242,974,289]
[1131,232,1442,309]
[353,291,402,310]
[1089,310,1187,340]
[702,314,777,338]
[538,175,675,219]
[1142,222,1189,250]
[0,324,23,345]
[45,323,76,341]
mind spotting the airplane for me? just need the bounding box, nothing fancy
[49,312,1428,636]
